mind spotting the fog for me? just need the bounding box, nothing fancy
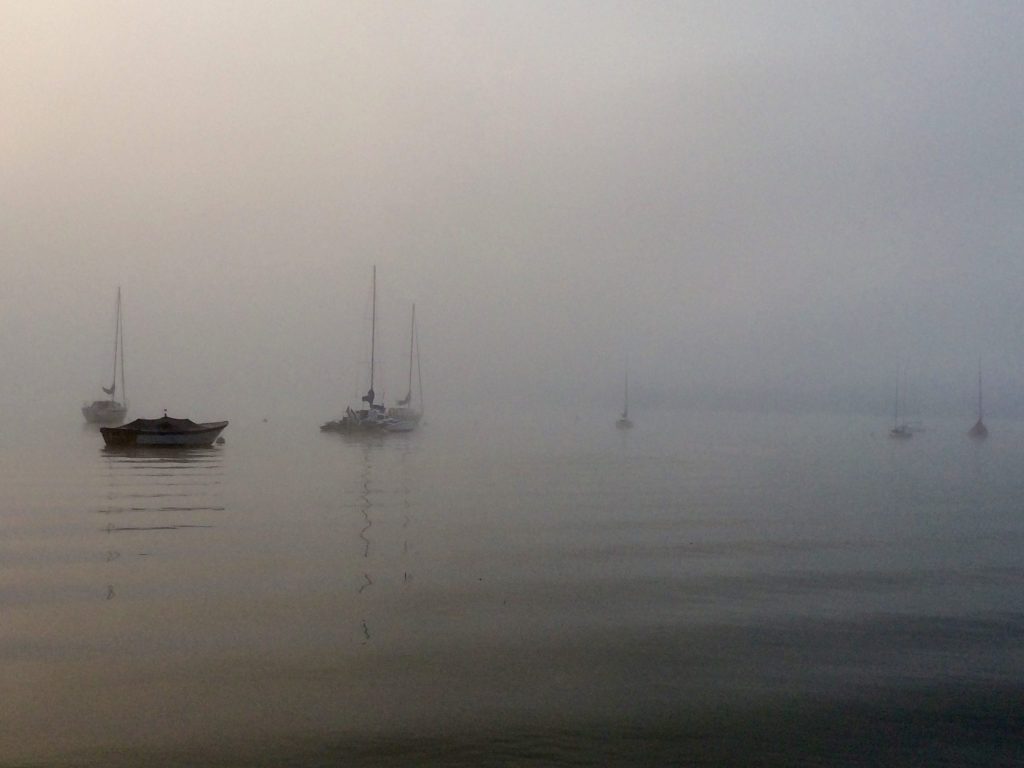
[3,1,1023,424]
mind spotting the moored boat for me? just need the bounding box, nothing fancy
[385,303,423,432]
[321,266,402,434]
[101,414,228,447]
[616,368,633,429]
[83,287,128,424]
[321,404,394,433]
[889,424,912,439]
[968,361,988,439]
[889,372,911,439]
[83,399,128,425]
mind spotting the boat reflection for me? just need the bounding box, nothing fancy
[330,434,420,644]
[95,443,225,600]
[100,444,224,460]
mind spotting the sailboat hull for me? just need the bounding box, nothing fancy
[82,401,127,424]
[84,287,127,425]
[386,418,419,432]
[321,419,388,433]
[321,406,396,433]
[385,407,420,432]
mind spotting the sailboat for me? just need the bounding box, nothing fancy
[615,369,633,429]
[968,361,988,439]
[386,303,423,432]
[889,374,911,439]
[321,266,395,433]
[82,287,128,424]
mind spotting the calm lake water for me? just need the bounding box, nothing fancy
[2,408,1022,766]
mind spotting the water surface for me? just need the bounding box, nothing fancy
[1,409,1022,765]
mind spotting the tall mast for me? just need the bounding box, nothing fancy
[978,359,983,421]
[110,287,121,401]
[415,319,424,416]
[893,376,899,428]
[119,288,126,404]
[406,304,415,403]
[623,369,629,418]
[369,265,376,393]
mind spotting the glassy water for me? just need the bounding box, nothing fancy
[1,409,1022,766]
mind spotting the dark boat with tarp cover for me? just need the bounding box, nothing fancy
[101,414,228,447]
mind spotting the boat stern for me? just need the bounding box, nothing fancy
[100,427,138,446]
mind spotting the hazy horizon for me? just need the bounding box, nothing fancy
[4,1,1023,423]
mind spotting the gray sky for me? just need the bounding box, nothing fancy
[3,1,1023,421]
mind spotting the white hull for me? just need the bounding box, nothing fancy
[385,407,420,433]
[82,401,128,424]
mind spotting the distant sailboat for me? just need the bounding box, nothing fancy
[321,266,396,433]
[386,303,423,432]
[889,374,911,439]
[616,369,633,429]
[968,361,988,439]
[82,287,128,424]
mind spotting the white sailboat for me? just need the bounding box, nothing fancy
[82,287,128,424]
[968,361,988,439]
[321,266,396,433]
[386,303,423,432]
[616,369,633,429]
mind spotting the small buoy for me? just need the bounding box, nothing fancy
[215,437,226,445]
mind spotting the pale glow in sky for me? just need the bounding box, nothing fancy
[2,1,1022,420]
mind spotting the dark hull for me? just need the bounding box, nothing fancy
[101,418,228,447]
[320,406,393,433]
[968,419,988,438]
[320,419,388,433]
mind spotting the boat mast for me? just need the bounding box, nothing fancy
[415,313,423,417]
[118,288,126,405]
[400,303,415,406]
[977,359,983,421]
[415,317,424,416]
[110,287,121,402]
[623,369,629,419]
[893,376,899,429]
[369,265,376,395]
